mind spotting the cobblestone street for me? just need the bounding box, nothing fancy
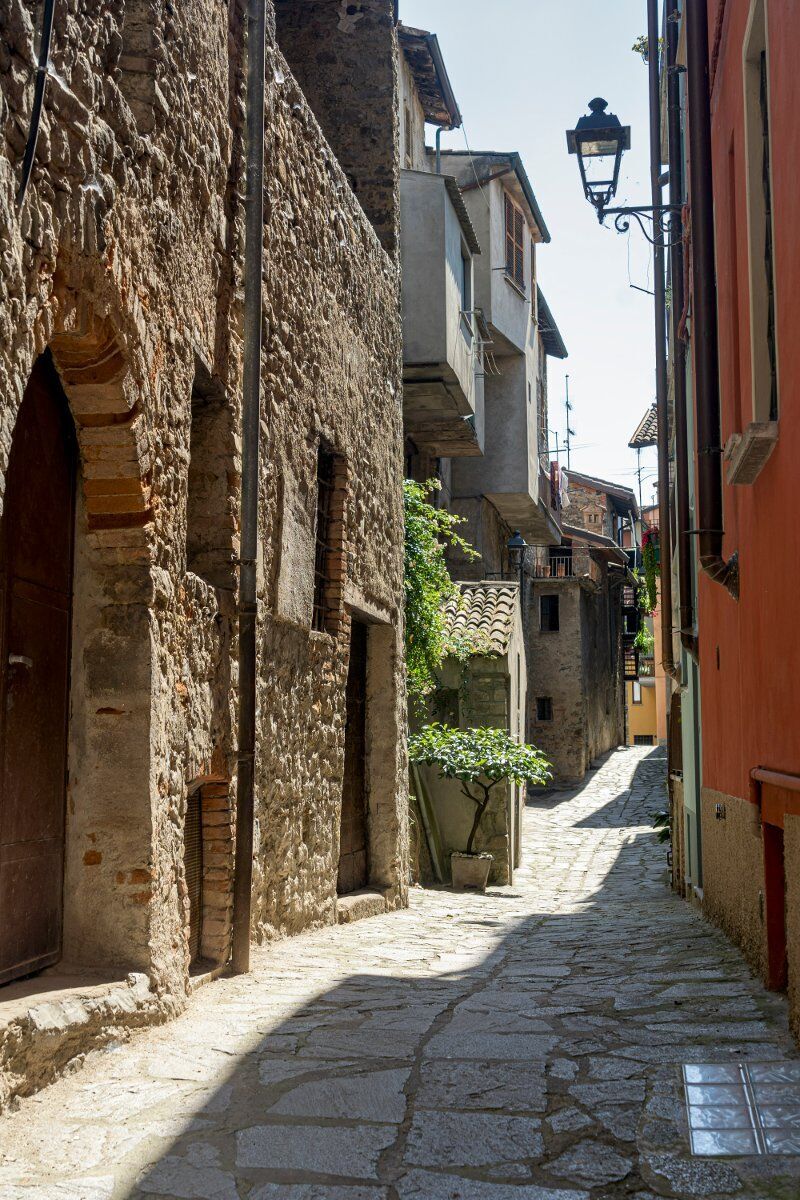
[2,747,799,1199]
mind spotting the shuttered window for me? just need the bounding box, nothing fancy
[505,194,525,289]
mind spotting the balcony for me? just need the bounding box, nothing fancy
[528,546,602,587]
[450,358,560,541]
[401,170,484,456]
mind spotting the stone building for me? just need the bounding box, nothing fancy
[522,472,639,782]
[524,534,630,784]
[0,0,408,1098]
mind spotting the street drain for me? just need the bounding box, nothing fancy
[683,1063,800,1155]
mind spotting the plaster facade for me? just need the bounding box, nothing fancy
[0,0,407,1100]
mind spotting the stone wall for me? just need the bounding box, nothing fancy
[524,568,625,783]
[701,790,767,979]
[564,480,610,539]
[273,0,400,257]
[580,580,625,764]
[525,581,588,781]
[0,0,407,1037]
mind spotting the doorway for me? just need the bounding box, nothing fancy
[337,621,369,895]
[0,354,77,985]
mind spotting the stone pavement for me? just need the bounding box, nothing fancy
[1,747,800,1199]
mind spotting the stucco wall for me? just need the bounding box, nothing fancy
[398,50,428,173]
[0,0,407,1017]
[628,680,658,744]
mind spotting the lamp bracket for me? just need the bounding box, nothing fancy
[598,203,683,246]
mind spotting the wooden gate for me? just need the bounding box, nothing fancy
[0,354,77,985]
[337,621,369,895]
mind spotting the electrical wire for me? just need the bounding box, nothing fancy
[17,0,56,208]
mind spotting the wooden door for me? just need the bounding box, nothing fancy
[0,354,76,985]
[337,621,368,895]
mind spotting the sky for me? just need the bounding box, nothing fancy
[400,0,661,507]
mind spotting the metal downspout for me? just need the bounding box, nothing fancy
[666,0,699,659]
[647,0,681,683]
[685,0,739,598]
[232,0,267,974]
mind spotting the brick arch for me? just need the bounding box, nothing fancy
[49,308,153,535]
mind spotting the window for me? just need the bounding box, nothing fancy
[540,594,559,632]
[186,365,236,589]
[504,193,525,289]
[536,697,553,722]
[743,0,778,421]
[632,681,643,704]
[403,102,413,168]
[530,238,537,312]
[312,442,347,635]
[634,734,655,747]
[459,243,472,337]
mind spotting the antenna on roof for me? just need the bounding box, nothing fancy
[564,375,575,470]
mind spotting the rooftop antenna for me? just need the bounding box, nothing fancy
[564,375,576,470]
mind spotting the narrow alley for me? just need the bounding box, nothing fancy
[2,748,798,1200]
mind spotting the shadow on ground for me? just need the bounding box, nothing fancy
[3,750,800,1200]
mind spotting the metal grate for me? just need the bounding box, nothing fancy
[184,790,203,964]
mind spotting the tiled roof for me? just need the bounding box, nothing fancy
[397,25,462,129]
[629,403,658,448]
[537,287,568,359]
[442,582,519,657]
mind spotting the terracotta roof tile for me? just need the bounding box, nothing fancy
[628,403,658,448]
[442,582,519,657]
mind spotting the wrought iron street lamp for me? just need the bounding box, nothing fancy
[566,97,679,244]
[566,98,630,217]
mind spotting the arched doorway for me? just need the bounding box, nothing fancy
[0,353,77,984]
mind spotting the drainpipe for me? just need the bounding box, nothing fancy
[647,0,681,683]
[232,0,267,974]
[685,0,739,597]
[666,0,699,659]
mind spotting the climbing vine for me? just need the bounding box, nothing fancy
[403,479,478,709]
[641,527,660,613]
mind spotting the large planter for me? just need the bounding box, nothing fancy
[451,851,493,892]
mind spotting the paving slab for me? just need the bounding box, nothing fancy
[2,748,800,1198]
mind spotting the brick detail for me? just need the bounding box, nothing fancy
[49,306,153,534]
[198,782,234,965]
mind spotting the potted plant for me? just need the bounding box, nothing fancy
[408,723,552,892]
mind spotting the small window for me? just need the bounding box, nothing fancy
[504,193,525,289]
[536,697,553,722]
[186,367,236,589]
[632,681,643,704]
[459,243,472,336]
[634,734,655,747]
[312,442,347,635]
[540,594,559,632]
[403,102,413,168]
